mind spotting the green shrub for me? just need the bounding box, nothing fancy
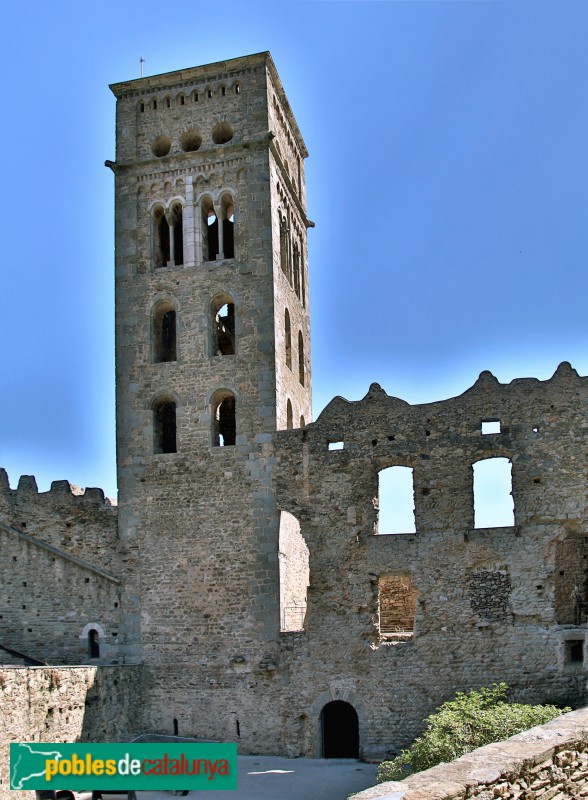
[377,683,569,783]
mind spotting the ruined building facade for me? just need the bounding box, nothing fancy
[1,53,587,761]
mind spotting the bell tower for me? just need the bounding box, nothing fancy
[108,53,312,738]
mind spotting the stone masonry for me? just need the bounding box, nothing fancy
[0,52,586,767]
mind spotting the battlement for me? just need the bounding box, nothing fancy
[0,468,116,507]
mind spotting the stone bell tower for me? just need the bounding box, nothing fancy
[108,53,312,742]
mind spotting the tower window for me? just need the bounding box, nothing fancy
[212,391,236,447]
[212,296,235,356]
[88,629,100,659]
[285,309,292,369]
[286,399,293,430]
[153,206,170,268]
[171,203,184,266]
[293,244,301,298]
[202,198,219,262]
[153,303,177,363]
[298,332,305,386]
[154,399,177,454]
[235,83,241,94]
[221,194,235,259]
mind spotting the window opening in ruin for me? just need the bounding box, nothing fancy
[284,309,292,369]
[328,441,344,451]
[235,83,240,94]
[554,537,588,625]
[221,86,226,96]
[154,207,170,268]
[279,510,309,632]
[222,195,235,259]
[179,94,185,106]
[481,420,501,435]
[321,701,359,758]
[300,415,305,428]
[287,399,293,430]
[152,99,157,110]
[173,718,179,735]
[208,90,213,99]
[377,466,416,534]
[194,92,199,102]
[140,102,145,113]
[378,574,418,639]
[212,392,236,446]
[202,199,219,261]
[171,203,184,266]
[166,97,171,108]
[473,457,514,528]
[153,304,177,363]
[88,629,100,659]
[566,640,584,664]
[212,299,235,356]
[154,399,177,454]
[298,332,305,386]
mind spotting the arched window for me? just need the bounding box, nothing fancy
[298,331,305,386]
[171,202,184,266]
[154,398,177,454]
[279,212,289,277]
[153,302,177,363]
[201,197,218,262]
[153,206,170,268]
[285,309,292,369]
[221,194,235,259]
[300,415,305,428]
[293,243,301,298]
[88,629,100,659]
[377,466,416,534]
[286,399,293,430]
[300,250,306,308]
[212,391,236,446]
[212,295,235,356]
[473,457,514,528]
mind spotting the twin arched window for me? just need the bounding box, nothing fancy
[201,194,235,262]
[153,203,184,268]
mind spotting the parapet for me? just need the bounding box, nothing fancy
[0,469,116,508]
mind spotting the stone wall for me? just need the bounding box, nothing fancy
[353,706,588,800]
[0,665,141,800]
[0,472,125,666]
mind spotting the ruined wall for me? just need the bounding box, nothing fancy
[353,706,588,800]
[0,472,125,665]
[0,665,142,799]
[272,363,588,759]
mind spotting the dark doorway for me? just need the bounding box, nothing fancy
[321,701,359,758]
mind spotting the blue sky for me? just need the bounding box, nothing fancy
[1,0,587,499]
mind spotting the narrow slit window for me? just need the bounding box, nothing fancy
[377,466,416,534]
[473,457,514,528]
[286,399,293,430]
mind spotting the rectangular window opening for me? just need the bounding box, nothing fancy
[481,420,501,435]
[566,639,584,664]
[328,441,344,451]
[378,574,418,641]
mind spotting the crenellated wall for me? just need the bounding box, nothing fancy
[0,471,126,666]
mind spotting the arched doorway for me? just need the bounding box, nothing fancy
[321,700,359,758]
